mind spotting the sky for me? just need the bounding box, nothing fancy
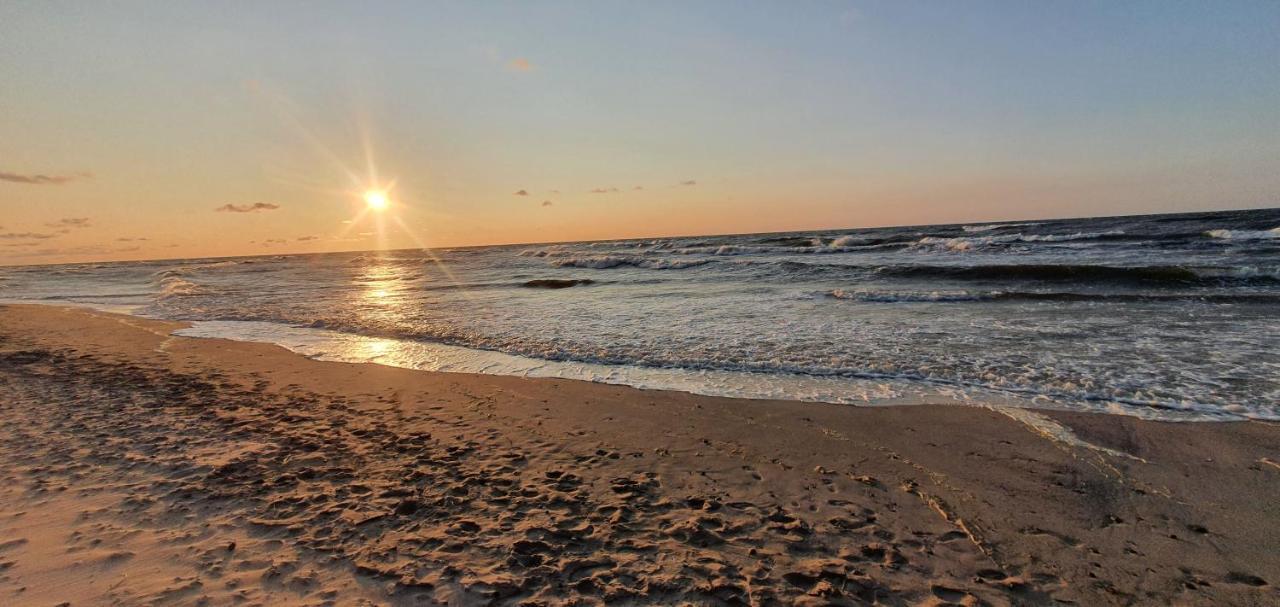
[1,1,1278,265]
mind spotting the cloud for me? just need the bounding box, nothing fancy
[513,189,529,196]
[0,232,58,240]
[0,170,88,185]
[215,202,280,213]
[115,237,148,242]
[589,187,620,194]
[46,217,91,229]
[296,235,318,241]
[633,186,644,191]
[680,180,697,186]
[2,242,140,258]
[507,58,534,72]
[541,200,553,207]
[263,238,287,245]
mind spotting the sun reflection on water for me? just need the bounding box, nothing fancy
[340,258,416,365]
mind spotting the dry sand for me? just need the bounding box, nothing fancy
[0,304,1276,606]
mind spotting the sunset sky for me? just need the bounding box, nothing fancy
[2,1,1278,265]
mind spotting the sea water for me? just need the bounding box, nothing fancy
[3,208,1277,421]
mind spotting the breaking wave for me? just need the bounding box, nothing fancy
[913,231,1125,251]
[156,276,208,298]
[1205,227,1280,240]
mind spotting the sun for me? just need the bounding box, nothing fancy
[363,190,389,211]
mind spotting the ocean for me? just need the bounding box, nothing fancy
[3,208,1277,421]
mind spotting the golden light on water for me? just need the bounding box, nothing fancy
[364,190,389,210]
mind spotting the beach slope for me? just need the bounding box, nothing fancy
[0,304,1276,605]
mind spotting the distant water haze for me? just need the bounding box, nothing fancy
[3,208,1277,420]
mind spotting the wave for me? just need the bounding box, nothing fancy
[738,258,1279,287]
[151,260,247,279]
[824,289,1280,304]
[913,231,1125,251]
[914,234,1021,251]
[829,234,883,247]
[36,292,154,301]
[873,263,1279,286]
[675,238,913,256]
[518,248,568,258]
[1205,227,1280,240]
[522,278,595,289]
[756,236,820,247]
[1021,230,1126,242]
[828,289,989,303]
[961,222,1041,233]
[156,276,208,298]
[673,244,770,256]
[552,255,712,270]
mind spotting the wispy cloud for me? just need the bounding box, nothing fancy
[296,235,318,241]
[0,170,89,185]
[263,238,287,245]
[589,187,620,194]
[633,186,644,191]
[0,242,142,258]
[680,180,697,186]
[46,217,91,229]
[115,237,148,242]
[507,57,534,72]
[0,232,58,240]
[215,202,280,213]
[541,200,553,207]
[513,189,529,196]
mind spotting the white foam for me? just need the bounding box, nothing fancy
[1205,227,1280,240]
[157,276,207,298]
[166,320,1271,422]
[172,320,943,406]
[829,235,867,247]
[913,231,1122,251]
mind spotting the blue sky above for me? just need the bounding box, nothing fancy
[1,1,1277,262]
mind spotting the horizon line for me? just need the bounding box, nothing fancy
[1,203,1275,269]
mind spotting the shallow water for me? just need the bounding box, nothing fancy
[3,208,1278,421]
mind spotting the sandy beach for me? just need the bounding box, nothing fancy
[0,304,1276,606]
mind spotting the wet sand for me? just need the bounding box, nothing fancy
[0,304,1276,606]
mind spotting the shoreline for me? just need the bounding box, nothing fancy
[3,298,1259,423]
[1,304,1277,605]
